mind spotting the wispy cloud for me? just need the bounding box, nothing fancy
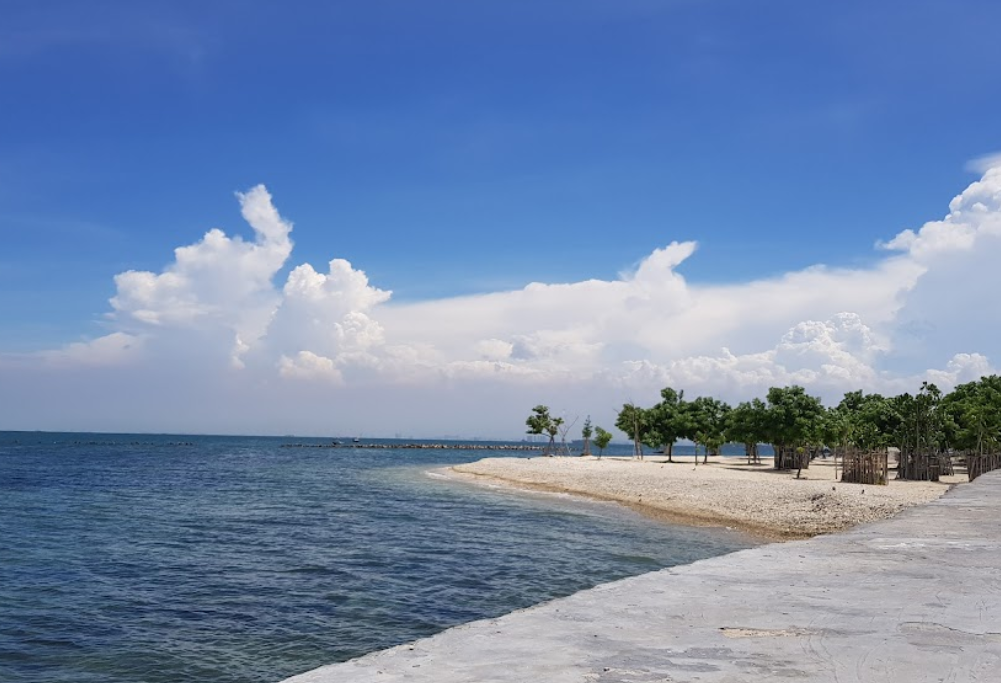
[965,151,1001,175]
[0,4,209,71]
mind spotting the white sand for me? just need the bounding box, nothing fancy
[451,455,962,539]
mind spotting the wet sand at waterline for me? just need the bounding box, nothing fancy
[450,455,964,539]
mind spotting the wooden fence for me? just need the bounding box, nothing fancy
[896,450,954,481]
[967,453,1001,482]
[840,449,888,485]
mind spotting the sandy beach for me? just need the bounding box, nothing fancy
[451,455,963,539]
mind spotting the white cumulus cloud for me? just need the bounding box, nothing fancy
[4,162,1001,438]
[278,350,343,383]
[109,184,293,366]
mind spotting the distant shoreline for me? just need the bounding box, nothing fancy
[280,441,544,451]
[450,455,963,540]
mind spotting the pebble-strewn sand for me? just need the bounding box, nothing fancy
[451,455,963,539]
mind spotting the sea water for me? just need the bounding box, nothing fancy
[0,433,755,683]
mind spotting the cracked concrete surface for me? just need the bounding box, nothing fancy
[281,471,1001,682]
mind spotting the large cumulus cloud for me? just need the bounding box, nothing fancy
[109,185,294,367]
[4,161,1001,437]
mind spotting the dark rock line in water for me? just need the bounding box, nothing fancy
[280,442,544,451]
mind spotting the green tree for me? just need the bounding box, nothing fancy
[893,383,944,453]
[726,398,769,464]
[641,419,666,455]
[941,375,1001,454]
[616,403,649,459]
[581,415,594,456]
[833,391,896,452]
[685,396,731,464]
[762,386,826,470]
[549,416,566,455]
[645,387,688,462]
[526,405,558,456]
[892,382,946,479]
[593,426,613,457]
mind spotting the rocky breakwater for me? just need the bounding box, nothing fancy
[281,442,545,451]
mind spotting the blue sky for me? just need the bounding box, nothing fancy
[2,1,1000,437]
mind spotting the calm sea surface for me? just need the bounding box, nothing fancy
[0,433,755,683]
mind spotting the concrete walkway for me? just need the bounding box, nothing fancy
[282,472,1001,683]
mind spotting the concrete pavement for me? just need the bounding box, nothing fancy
[282,471,1001,683]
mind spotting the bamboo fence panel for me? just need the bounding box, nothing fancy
[967,453,1001,481]
[896,450,941,481]
[840,449,888,485]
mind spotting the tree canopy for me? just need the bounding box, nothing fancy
[593,426,612,456]
[615,403,649,458]
[558,375,1001,473]
[644,387,688,462]
[942,376,1001,453]
[685,396,731,464]
[525,404,563,456]
[763,386,826,469]
[726,398,769,463]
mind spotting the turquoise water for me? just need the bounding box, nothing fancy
[0,433,754,683]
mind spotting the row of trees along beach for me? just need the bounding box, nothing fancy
[527,376,1001,485]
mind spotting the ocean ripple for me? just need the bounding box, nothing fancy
[0,434,753,682]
